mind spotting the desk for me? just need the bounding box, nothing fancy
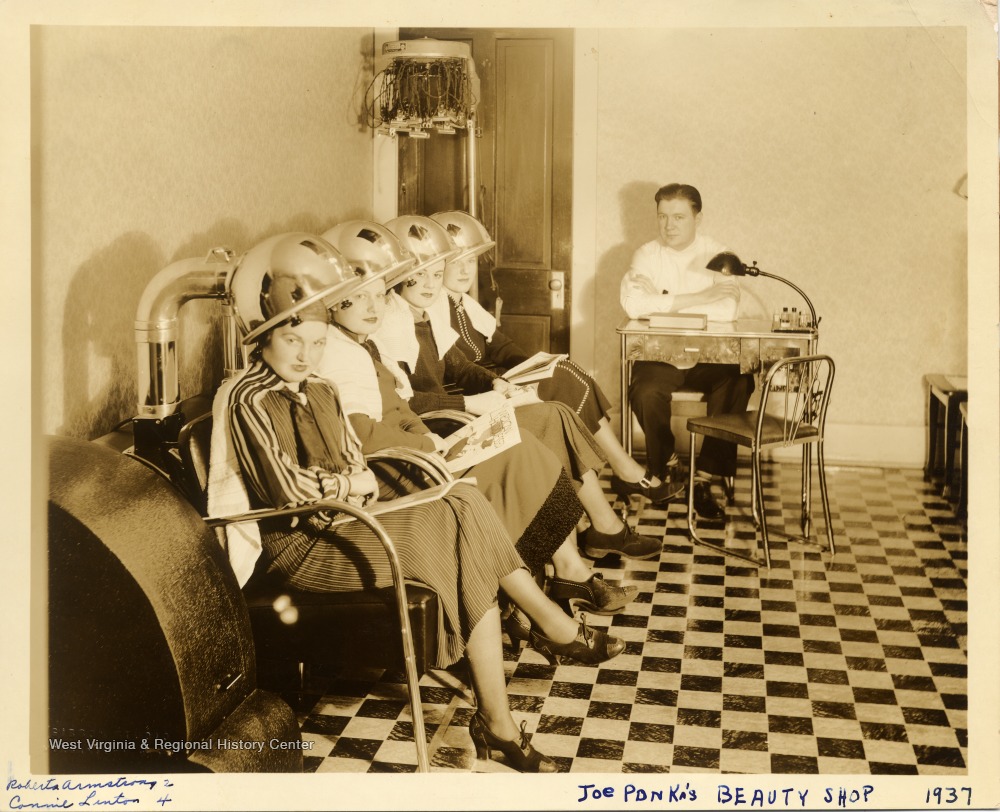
[617,318,819,455]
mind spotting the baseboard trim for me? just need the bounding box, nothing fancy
[621,413,925,470]
[772,423,925,469]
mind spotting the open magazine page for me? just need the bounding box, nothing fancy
[328,477,478,525]
[503,350,568,384]
[441,402,521,473]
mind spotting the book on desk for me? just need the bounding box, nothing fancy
[643,312,708,330]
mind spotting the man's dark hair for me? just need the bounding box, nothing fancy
[654,183,702,213]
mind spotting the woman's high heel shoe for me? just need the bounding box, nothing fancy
[547,573,638,616]
[529,614,625,666]
[468,713,560,773]
[501,604,532,652]
[610,471,684,505]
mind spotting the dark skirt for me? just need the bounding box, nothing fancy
[513,400,608,485]
[260,482,524,668]
[535,359,613,435]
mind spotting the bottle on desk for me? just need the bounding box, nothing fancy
[778,307,790,330]
[790,307,799,328]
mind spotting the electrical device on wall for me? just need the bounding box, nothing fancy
[365,38,482,218]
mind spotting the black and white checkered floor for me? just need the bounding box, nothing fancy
[263,462,968,775]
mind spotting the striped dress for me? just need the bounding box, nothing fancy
[226,361,524,668]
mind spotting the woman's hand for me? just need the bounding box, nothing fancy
[428,433,450,455]
[347,468,379,500]
[506,385,541,407]
[464,390,507,415]
[491,377,518,396]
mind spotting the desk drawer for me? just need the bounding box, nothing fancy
[741,338,806,374]
[624,334,741,367]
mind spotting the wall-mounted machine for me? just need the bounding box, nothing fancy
[365,38,481,217]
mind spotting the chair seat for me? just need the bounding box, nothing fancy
[244,578,438,675]
[687,411,821,447]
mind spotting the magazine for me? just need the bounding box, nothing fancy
[503,351,568,384]
[441,402,522,473]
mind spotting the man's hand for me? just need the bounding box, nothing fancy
[703,278,740,305]
[625,272,661,296]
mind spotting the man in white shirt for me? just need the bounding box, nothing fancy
[620,183,754,520]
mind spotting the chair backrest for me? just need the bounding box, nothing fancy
[757,354,835,447]
[177,412,214,516]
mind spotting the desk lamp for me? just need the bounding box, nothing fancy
[707,252,820,328]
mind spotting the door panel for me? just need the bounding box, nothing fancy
[398,132,466,215]
[397,28,573,353]
[496,39,552,270]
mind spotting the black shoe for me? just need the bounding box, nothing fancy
[501,604,532,652]
[609,472,684,504]
[547,573,638,615]
[581,525,662,560]
[656,464,688,505]
[693,481,725,521]
[529,614,626,666]
[469,713,560,773]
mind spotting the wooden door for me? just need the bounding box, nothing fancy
[397,28,574,354]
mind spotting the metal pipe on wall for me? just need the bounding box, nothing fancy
[133,247,235,420]
[466,112,478,218]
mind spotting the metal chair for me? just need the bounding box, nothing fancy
[685,354,836,569]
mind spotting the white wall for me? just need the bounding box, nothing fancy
[34,26,378,440]
[572,25,974,468]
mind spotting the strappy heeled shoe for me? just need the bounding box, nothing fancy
[468,712,560,773]
[610,471,684,505]
[529,614,625,666]
[547,573,638,616]
[501,604,532,652]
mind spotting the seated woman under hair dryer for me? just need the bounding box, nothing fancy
[373,215,663,563]
[211,232,624,773]
[428,210,681,507]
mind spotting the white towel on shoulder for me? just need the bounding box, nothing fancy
[318,326,385,420]
[207,370,262,588]
[372,291,421,371]
[424,294,460,357]
[452,291,498,340]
